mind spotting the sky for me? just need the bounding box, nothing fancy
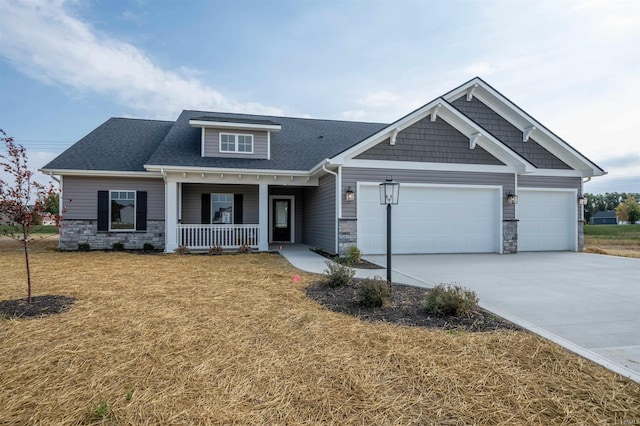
[0,0,638,195]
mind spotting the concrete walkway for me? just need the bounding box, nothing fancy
[278,244,640,383]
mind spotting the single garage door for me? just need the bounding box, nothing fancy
[518,189,576,251]
[357,184,501,255]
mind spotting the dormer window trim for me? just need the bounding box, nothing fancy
[220,132,254,154]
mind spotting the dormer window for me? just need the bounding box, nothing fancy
[220,133,254,154]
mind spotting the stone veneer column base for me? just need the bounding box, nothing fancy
[59,220,165,251]
[578,220,584,252]
[338,218,357,256]
[503,219,518,254]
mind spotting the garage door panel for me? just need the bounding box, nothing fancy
[358,185,500,255]
[518,190,576,251]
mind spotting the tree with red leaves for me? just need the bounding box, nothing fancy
[0,129,59,303]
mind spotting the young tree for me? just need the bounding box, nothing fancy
[0,129,57,303]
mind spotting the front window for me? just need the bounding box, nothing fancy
[220,133,253,153]
[212,194,234,224]
[110,191,136,230]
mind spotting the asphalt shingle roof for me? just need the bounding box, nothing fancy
[146,111,387,171]
[43,118,173,172]
[43,111,386,173]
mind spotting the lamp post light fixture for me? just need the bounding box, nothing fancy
[379,177,400,283]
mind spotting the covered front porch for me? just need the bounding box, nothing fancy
[162,171,325,252]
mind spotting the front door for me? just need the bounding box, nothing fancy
[272,199,291,242]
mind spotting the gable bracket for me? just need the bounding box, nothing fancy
[390,128,400,146]
[522,126,536,142]
[466,83,478,101]
[469,132,482,150]
[430,103,442,122]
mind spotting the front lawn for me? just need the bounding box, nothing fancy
[584,224,640,258]
[1,239,638,424]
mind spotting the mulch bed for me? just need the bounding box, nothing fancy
[306,281,521,332]
[0,295,75,319]
[312,249,383,269]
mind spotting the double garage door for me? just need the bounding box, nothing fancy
[357,184,501,255]
[357,184,577,255]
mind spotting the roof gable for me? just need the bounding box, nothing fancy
[443,77,604,175]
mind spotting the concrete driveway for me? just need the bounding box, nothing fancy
[364,252,640,382]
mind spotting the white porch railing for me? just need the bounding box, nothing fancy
[177,224,260,249]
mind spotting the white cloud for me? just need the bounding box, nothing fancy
[462,62,495,77]
[358,91,401,108]
[0,0,283,119]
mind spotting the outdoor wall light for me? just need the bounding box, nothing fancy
[578,196,587,205]
[345,187,355,202]
[506,192,518,204]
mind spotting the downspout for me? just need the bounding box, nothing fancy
[48,172,60,184]
[322,160,340,254]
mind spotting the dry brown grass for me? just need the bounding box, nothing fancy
[584,237,640,259]
[1,238,639,425]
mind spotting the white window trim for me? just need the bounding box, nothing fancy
[211,193,235,224]
[219,132,254,154]
[109,190,136,232]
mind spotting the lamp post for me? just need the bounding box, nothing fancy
[379,177,399,283]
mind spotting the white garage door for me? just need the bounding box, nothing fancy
[518,189,576,251]
[357,184,501,255]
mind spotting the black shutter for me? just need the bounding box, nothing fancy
[97,191,109,231]
[136,191,147,231]
[234,194,243,224]
[201,193,211,224]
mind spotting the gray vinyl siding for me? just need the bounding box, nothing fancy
[302,174,336,253]
[203,128,269,159]
[341,168,516,220]
[518,176,582,193]
[451,97,571,170]
[270,187,304,242]
[62,176,164,220]
[356,116,504,165]
[181,184,259,224]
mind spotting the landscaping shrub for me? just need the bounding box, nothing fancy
[77,243,90,252]
[422,284,479,316]
[322,260,355,287]
[208,245,223,255]
[237,244,251,254]
[357,276,391,308]
[143,243,155,251]
[112,242,125,251]
[344,245,362,264]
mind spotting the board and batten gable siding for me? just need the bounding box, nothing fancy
[62,176,165,220]
[356,116,504,166]
[518,176,582,193]
[181,184,259,224]
[451,97,571,170]
[302,174,336,253]
[270,187,304,242]
[203,128,269,159]
[341,168,516,220]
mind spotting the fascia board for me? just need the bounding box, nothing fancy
[144,164,311,176]
[189,120,282,131]
[39,169,162,178]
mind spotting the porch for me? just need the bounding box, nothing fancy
[163,175,323,252]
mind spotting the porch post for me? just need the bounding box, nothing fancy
[258,183,269,251]
[165,180,179,253]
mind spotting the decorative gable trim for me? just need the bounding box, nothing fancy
[189,119,281,131]
[330,98,535,173]
[443,78,605,176]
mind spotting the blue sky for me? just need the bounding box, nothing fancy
[1,0,638,194]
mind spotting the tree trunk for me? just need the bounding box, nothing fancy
[23,229,31,304]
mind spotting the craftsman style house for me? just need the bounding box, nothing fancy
[41,78,604,254]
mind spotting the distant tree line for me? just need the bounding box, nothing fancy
[584,192,640,224]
